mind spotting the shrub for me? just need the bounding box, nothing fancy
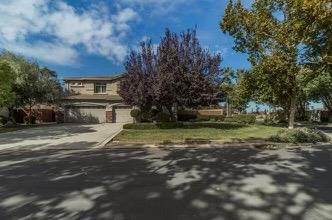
[123,122,244,130]
[269,128,330,143]
[197,115,225,122]
[0,116,8,125]
[224,114,256,124]
[24,115,36,124]
[156,112,171,122]
[141,110,152,122]
[130,109,141,118]
[177,110,197,121]
[123,122,184,129]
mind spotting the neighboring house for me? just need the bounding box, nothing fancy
[63,75,132,123]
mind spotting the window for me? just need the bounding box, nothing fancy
[70,82,83,86]
[94,83,106,94]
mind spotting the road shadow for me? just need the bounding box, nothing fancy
[0,145,332,219]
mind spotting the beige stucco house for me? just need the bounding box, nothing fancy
[63,75,133,123]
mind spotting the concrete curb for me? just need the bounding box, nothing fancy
[93,129,123,149]
[107,141,332,149]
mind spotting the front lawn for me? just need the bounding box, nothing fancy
[114,123,283,144]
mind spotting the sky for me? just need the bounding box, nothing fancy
[0,0,323,110]
[0,0,252,80]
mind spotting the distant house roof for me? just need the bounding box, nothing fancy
[63,74,124,81]
[63,94,123,102]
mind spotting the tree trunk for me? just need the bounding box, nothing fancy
[226,96,231,116]
[8,107,16,124]
[288,95,296,129]
[29,102,32,124]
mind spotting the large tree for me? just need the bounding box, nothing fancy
[0,52,62,123]
[220,0,328,128]
[0,61,16,108]
[305,71,332,112]
[119,29,221,120]
[118,41,156,112]
[220,68,251,115]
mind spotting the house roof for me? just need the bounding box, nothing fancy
[63,74,124,81]
[63,94,123,101]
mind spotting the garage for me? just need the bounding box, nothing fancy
[114,107,133,123]
[65,106,106,123]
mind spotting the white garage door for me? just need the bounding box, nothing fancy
[115,108,133,123]
[65,106,106,123]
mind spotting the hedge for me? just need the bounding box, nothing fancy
[224,114,256,124]
[269,128,330,143]
[123,122,245,130]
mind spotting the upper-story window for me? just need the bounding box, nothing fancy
[70,82,83,86]
[94,82,107,94]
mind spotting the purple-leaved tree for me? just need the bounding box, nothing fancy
[119,28,222,120]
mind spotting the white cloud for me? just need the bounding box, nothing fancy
[0,0,138,65]
[4,41,79,65]
[118,0,191,14]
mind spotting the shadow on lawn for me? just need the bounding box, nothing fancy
[0,145,332,220]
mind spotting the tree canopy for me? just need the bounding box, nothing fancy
[119,29,222,119]
[220,0,331,128]
[0,51,62,123]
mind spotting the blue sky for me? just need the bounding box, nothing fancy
[0,0,251,80]
[0,0,322,110]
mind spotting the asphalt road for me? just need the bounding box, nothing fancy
[0,145,332,220]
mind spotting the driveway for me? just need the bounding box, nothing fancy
[0,123,123,151]
[0,145,332,220]
[317,124,332,138]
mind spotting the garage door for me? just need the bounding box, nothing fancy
[114,108,133,123]
[65,106,106,123]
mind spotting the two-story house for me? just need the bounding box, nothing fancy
[63,75,133,123]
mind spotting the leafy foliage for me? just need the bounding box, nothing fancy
[130,109,142,118]
[0,51,62,123]
[123,122,245,130]
[224,114,256,124]
[269,128,330,143]
[305,71,332,112]
[220,0,329,128]
[119,29,222,119]
[220,68,252,113]
[0,61,16,107]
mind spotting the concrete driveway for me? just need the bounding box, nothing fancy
[0,145,331,220]
[0,123,123,151]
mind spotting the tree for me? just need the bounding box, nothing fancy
[119,29,222,120]
[0,51,62,123]
[0,61,16,108]
[220,0,321,128]
[220,68,251,115]
[118,41,156,113]
[305,71,332,112]
[291,0,331,74]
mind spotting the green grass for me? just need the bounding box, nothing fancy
[114,123,283,144]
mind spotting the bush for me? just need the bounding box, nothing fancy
[123,122,244,130]
[269,128,330,143]
[177,110,197,121]
[0,116,8,125]
[156,112,171,122]
[224,114,256,124]
[123,122,184,129]
[197,115,225,122]
[130,109,141,118]
[24,115,36,124]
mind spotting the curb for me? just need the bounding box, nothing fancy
[93,129,123,149]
